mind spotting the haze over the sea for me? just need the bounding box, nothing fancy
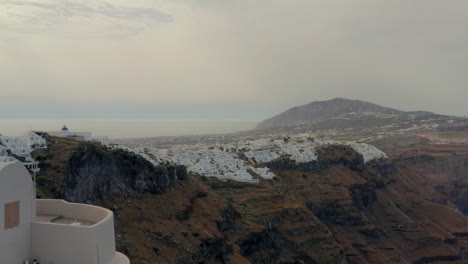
[2,0,468,120]
[0,119,258,138]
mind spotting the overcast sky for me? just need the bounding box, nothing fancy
[1,0,468,121]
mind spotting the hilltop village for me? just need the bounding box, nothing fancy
[0,124,395,184]
[116,133,388,183]
[112,103,468,184]
[0,126,109,173]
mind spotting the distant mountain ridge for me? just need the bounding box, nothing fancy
[256,98,433,130]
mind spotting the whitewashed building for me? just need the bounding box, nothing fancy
[0,146,16,163]
[0,133,44,173]
[0,135,32,157]
[49,125,93,141]
[25,131,47,149]
[49,126,109,145]
[0,162,129,264]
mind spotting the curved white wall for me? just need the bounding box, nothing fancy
[32,200,119,264]
[0,162,129,264]
[0,162,35,264]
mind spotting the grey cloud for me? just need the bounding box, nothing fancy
[3,0,171,21]
[3,0,56,9]
[1,0,172,35]
[95,3,171,21]
[1,0,468,120]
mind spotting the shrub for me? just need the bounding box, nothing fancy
[37,175,47,186]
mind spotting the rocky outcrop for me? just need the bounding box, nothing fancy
[437,119,468,131]
[307,201,364,226]
[460,247,468,260]
[217,204,242,232]
[266,145,364,172]
[176,237,234,264]
[349,183,379,210]
[63,143,187,203]
[369,160,397,177]
[413,255,461,264]
[237,227,298,264]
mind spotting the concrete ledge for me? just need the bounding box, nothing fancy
[36,199,112,227]
[32,199,120,264]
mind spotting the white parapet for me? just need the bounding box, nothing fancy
[0,163,36,264]
[32,199,129,264]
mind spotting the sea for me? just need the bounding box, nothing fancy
[0,119,258,139]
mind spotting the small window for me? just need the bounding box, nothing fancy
[5,201,19,229]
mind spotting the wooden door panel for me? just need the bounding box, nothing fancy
[5,201,19,229]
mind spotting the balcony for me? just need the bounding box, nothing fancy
[32,199,129,264]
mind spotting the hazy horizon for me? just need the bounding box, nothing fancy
[0,118,259,138]
[2,0,468,120]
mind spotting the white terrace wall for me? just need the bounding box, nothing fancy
[0,162,35,264]
[32,200,117,264]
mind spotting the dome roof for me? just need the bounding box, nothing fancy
[61,125,69,131]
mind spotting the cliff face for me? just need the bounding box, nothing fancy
[64,143,187,203]
[108,144,468,264]
[266,145,365,172]
[36,136,187,203]
[37,136,468,264]
[229,148,468,264]
[393,154,468,214]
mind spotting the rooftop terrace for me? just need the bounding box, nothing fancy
[32,199,129,264]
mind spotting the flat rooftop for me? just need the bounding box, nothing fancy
[36,214,96,227]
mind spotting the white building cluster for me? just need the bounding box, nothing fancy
[346,142,388,162]
[119,145,275,183]
[116,133,388,183]
[0,146,15,163]
[0,131,47,172]
[237,135,322,164]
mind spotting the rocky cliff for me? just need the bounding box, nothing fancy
[104,142,468,264]
[36,136,187,203]
[64,143,187,203]
[37,135,468,264]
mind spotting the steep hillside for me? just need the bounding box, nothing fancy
[256,98,432,130]
[37,135,468,264]
[35,135,186,203]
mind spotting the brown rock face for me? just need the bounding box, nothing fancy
[64,143,187,203]
[107,143,468,264]
[36,136,187,203]
[38,135,468,264]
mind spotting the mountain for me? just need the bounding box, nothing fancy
[256,98,433,130]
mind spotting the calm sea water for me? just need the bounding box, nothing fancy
[0,119,258,138]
